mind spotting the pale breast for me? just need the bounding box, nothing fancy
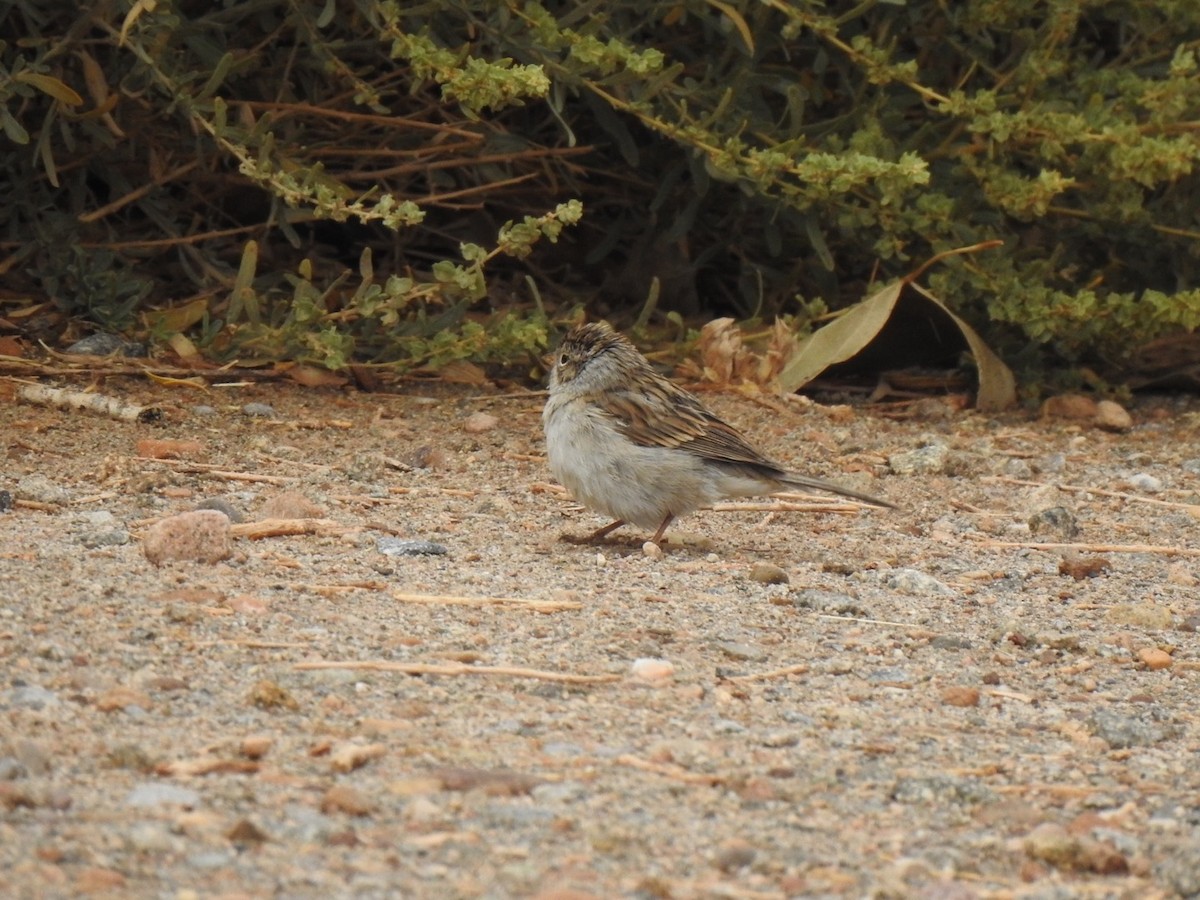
[543,396,731,529]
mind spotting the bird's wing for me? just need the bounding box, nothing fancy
[596,377,783,470]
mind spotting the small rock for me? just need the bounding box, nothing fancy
[260,491,325,519]
[1138,648,1172,670]
[329,742,386,773]
[15,474,71,505]
[195,497,244,523]
[126,822,180,853]
[242,402,276,418]
[1095,400,1133,432]
[1028,506,1079,539]
[227,818,271,845]
[0,490,11,512]
[95,687,152,713]
[463,412,499,434]
[124,782,201,809]
[941,686,980,708]
[715,641,766,662]
[142,510,232,565]
[748,563,789,585]
[1088,709,1170,749]
[888,442,950,476]
[7,684,60,710]
[712,838,756,872]
[241,736,273,759]
[136,438,203,460]
[1036,452,1067,474]
[80,527,130,549]
[376,537,449,557]
[792,589,865,616]
[642,541,663,559]
[1041,394,1098,420]
[247,680,299,711]
[1106,602,1172,630]
[886,569,954,596]
[321,785,376,816]
[191,404,218,417]
[630,658,675,682]
[1059,556,1110,580]
[1126,472,1162,493]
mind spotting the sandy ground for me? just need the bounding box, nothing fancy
[2,377,1199,899]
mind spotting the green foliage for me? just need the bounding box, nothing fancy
[1,0,1198,375]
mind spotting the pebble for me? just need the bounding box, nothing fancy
[142,510,232,565]
[329,742,386,773]
[714,641,766,662]
[1105,602,1172,630]
[260,491,325,519]
[195,497,244,523]
[136,438,203,460]
[191,404,218,417]
[641,541,663,559]
[79,527,130,548]
[0,490,11,512]
[1126,472,1162,493]
[1028,506,1079,539]
[377,537,449,557]
[885,569,954,596]
[124,782,201,809]
[15,474,71,506]
[629,658,674,682]
[1095,399,1133,432]
[241,402,276,418]
[941,686,981,708]
[1041,394,1098,420]
[791,589,865,616]
[463,412,499,433]
[1138,648,1172,670]
[7,684,60,710]
[1036,452,1067,474]
[888,442,950,476]
[1088,709,1170,749]
[748,563,789,585]
[321,784,375,816]
[530,781,588,803]
[892,774,995,806]
[241,736,273,759]
[713,838,756,872]
[126,822,181,853]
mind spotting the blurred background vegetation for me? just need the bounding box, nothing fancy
[1,0,1198,384]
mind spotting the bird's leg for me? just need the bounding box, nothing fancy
[562,519,627,544]
[649,514,674,545]
[589,519,626,541]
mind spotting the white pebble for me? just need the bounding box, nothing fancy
[1127,473,1162,493]
[630,658,675,682]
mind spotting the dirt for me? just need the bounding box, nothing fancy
[2,377,1200,899]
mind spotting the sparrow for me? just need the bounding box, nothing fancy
[542,321,893,544]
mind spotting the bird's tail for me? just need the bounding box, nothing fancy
[778,472,896,509]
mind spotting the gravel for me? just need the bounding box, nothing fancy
[2,383,1199,897]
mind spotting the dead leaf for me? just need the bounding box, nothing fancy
[777,279,1016,411]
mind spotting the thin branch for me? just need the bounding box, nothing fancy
[293,659,617,684]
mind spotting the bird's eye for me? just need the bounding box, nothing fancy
[559,352,570,366]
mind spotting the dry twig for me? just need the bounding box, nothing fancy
[16,382,163,423]
[293,660,618,684]
[392,591,582,613]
